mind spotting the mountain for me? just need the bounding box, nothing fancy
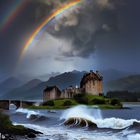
[105,75,140,92]
[0,77,22,96]
[38,72,60,81]
[46,70,85,89]
[3,71,85,100]
[18,79,42,90]
[3,79,42,99]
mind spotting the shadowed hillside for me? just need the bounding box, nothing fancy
[3,79,42,99]
[105,75,140,92]
[3,71,85,100]
[0,77,22,96]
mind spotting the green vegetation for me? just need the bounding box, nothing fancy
[110,98,121,106]
[91,98,105,104]
[63,100,72,106]
[42,100,55,106]
[74,94,89,104]
[29,99,78,109]
[28,94,122,110]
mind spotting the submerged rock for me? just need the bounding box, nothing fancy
[27,132,36,138]
[29,114,46,120]
[64,117,97,128]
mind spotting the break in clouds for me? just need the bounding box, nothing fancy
[35,0,122,58]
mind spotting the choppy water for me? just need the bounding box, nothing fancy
[7,105,140,140]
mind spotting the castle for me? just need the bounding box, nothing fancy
[43,70,103,101]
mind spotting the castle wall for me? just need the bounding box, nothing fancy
[80,71,103,96]
[43,88,61,101]
[84,80,99,95]
[98,81,103,95]
[61,87,81,99]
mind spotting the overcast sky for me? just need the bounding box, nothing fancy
[0,0,140,80]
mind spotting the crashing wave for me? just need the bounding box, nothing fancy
[60,105,140,129]
[16,108,47,121]
[13,123,121,140]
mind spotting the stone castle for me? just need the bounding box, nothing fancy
[43,70,103,101]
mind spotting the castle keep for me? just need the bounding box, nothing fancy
[80,71,103,95]
[43,70,103,101]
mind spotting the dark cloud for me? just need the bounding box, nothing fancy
[0,0,53,75]
[39,0,140,58]
[0,0,140,77]
[39,0,120,57]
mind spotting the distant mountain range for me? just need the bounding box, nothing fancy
[105,75,140,92]
[2,70,85,100]
[0,77,23,97]
[1,70,140,100]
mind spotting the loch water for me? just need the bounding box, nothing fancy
[7,104,140,140]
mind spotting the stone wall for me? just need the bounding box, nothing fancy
[43,87,61,101]
[83,80,102,95]
[61,87,81,99]
[80,71,103,95]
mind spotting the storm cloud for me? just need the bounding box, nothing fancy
[36,0,121,57]
[0,0,140,78]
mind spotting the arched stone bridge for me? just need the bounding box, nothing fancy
[0,100,36,110]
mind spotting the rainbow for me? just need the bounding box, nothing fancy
[0,1,27,32]
[21,0,81,57]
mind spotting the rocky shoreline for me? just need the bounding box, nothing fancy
[0,112,42,140]
[0,128,42,140]
[1,129,42,140]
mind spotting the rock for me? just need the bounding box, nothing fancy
[29,114,39,120]
[64,117,97,128]
[27,132,36,138]
[29,114,47,121]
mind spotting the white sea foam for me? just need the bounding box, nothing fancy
[13,105,140,140]
[16,108,40,119]
[127,133,140,140]
[13,123,121,140]
[95,118,139,129]
[60,105,140,129]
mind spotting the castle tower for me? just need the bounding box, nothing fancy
[80,70,103,95]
